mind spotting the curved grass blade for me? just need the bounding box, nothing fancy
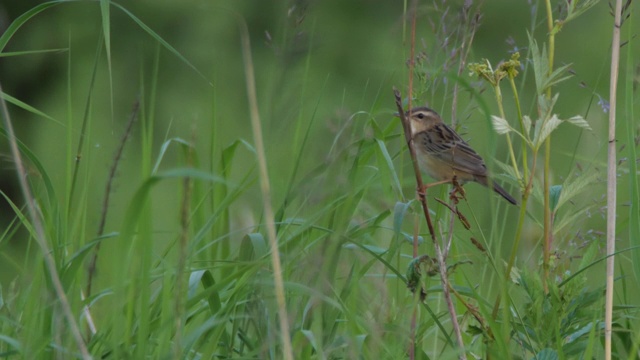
[111,2,212,86]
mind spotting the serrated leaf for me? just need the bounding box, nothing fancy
[491,115,514,135]
[543,63,573,90]
[566,115,592,130]
[492,159,520,185]
[538,93,560,119]
[535,114,562,149]
[579,242,599,270]
[556,171,599,210]
[529,33,547,94]
[553,206,593,235]
[565,0,599,23]
[522,115,532,137]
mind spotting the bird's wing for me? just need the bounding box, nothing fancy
[416,122,488,176]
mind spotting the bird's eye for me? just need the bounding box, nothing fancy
[416,113,425,119]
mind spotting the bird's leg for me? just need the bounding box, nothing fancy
[417,179,455,200]
[449,177,466,204]
[417,177,464,199]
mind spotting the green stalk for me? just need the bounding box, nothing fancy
[498,72,535,312]
[507,76,528,182]
[542,0,556,293]
[493,84,521,180]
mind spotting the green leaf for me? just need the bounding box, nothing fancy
[0,334,22,352]
[491,159,520,185]
[542,63,573,90]
[522,115,532,138]
[564,322,595,344]
[100,0,113,113]
[534,114,562,149]
[565,0,600,23]
[375,139,403,198]
[301,330,319,352]
[0,48,68,57]
[1,92,63,127]
[0,1,63,53]
[246,232,268,258]
[200,270,221,314]
[528,33,572,93]
[111,2,211,85]
[152,137,191,174]
[0,127,57,207]
[529,34,547,94]
[491,115,513,135]
[566,115,592,130]
[538,93,560,119]
[61,232,117,287]
[532,348,559,360]
[556,171,599,210]
[392,201,411,235]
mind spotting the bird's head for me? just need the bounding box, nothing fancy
[404,107,441,134]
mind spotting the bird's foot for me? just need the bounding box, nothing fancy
[449,177,466,204]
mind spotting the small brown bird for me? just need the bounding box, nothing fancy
[405,106,518,205]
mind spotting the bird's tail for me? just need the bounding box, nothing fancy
[492,182,518,205]
[476,176,518,205]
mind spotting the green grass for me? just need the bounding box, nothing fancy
[0,1,639,359]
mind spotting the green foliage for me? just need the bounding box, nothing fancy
[512,266,604,357]
[0,0,638,359]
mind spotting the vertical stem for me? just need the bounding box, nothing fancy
[507,76,529,182]
[394,90,466,360]
[409,0,417,258]
[542,0,555,293]
[239,21,293,360]
[0,83,91,359]
[605,1,622,358]
[174,140,194,358]
[493,84,521,180]
[407,2,418,358]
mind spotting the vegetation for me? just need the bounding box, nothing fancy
[0,0,638,359]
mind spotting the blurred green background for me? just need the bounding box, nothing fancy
[0,0,638,357]
[2,1,624,261]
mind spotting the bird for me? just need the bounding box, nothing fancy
[403,106,518,205]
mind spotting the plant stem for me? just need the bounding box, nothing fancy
[239,20,293,360]
[605,1,623,358]
[0,82,91,359]
[407,3,418,357]
[493,84,521,180]
[507,76,529,182]
[394,90,467,360]
[542,0,556,294]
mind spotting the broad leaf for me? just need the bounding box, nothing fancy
[535,114,562,148]
[566,115,592,130]
[491,115,514,135]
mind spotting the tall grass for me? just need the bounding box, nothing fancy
[0,1,638,359]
